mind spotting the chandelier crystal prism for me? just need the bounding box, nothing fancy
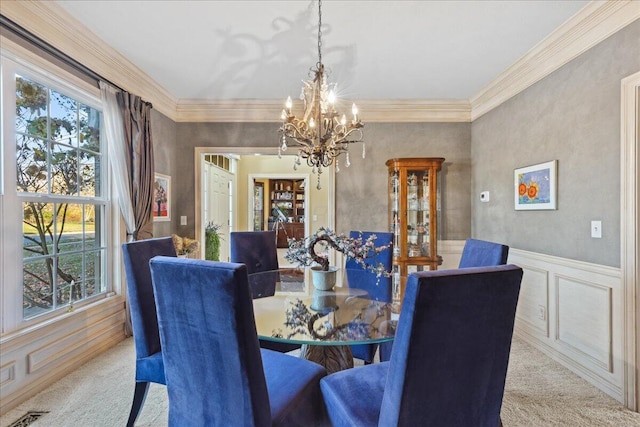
[278,0,364,189]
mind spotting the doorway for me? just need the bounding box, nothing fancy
[194,147,335,275]
[201,154,235,263]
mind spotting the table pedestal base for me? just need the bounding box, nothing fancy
[300,344,353,374]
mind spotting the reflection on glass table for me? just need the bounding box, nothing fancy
[251,270,397,374]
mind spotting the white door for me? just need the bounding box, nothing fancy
[204,162,233,262]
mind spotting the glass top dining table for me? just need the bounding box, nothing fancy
[250,269,397,373]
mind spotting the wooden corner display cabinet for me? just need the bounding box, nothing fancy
[386,158,445,306]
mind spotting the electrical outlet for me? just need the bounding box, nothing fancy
[538,305,546,321]
[180,216,187,225]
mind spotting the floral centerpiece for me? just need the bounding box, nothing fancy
[285,227,392,290]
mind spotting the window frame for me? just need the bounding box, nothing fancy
[1,50,118,334]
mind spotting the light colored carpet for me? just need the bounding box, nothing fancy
[2,336,639,426]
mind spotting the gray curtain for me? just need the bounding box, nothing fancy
[116,92,154,241]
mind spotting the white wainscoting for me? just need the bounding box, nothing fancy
[508,248,624,403]
[0,296,127,414]
[439,240,466,270]
[436,242,624,403]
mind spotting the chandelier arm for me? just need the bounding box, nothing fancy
[306,155,319,168]
[340,128,364,142]
[282,123,315,146]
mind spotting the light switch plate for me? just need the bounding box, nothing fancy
[591,220,602,238]
[180,215,187,225]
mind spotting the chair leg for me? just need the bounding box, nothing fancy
[379,341,394,362]
[126,382,150,427]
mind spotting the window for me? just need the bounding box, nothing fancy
[2,56,111,329]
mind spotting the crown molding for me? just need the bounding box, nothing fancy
[470,0,640,121]
[1,1,637,123]
[0,0,177,119]
[176,98,471,123]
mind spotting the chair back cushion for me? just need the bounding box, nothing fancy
[230,231,280,298]
[458,238,509,268]
[150,257,270,426]
[379,264,523,427]
[230,231,279,274]
[122,237,176,359]
[345,231,393,302]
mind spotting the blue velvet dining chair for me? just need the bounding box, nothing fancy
[121,237,176,427]
[321,264,523,427]
[458,238,509,268]
[149,257,328,427]
[345,231,394,364]
[230,230,300,353]
[230,231,280,298]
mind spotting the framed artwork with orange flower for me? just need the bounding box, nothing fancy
[514,160,557,210]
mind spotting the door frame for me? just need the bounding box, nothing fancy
[621,70,639,411]
[194,146,336,262]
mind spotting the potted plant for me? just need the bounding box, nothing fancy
[285,227,391,290]
[204,222,223,261]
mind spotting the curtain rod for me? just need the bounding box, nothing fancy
[0,14,124,92]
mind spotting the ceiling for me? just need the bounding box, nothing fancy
[54,1,589,102]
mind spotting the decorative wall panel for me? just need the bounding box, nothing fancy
[556,277,612,371]
[516,266,549,336]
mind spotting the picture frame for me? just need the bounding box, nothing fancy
[153,173,171,221]
[514,160,557,210]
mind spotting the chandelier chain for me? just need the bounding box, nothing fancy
[317,0,322,66]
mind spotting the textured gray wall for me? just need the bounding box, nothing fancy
[151,109,177,237]
[162,122,472,240]
[471,21,640,267]
[174,122,284,238]
[336,123,471,238]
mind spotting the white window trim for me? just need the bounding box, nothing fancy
[1,39,121,334]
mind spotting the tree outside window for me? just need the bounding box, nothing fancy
[16,75,106,318]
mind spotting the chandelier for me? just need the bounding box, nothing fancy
[278,0,364,189]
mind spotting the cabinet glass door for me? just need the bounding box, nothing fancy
[406,169,431,258]
[389,170,400,256]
